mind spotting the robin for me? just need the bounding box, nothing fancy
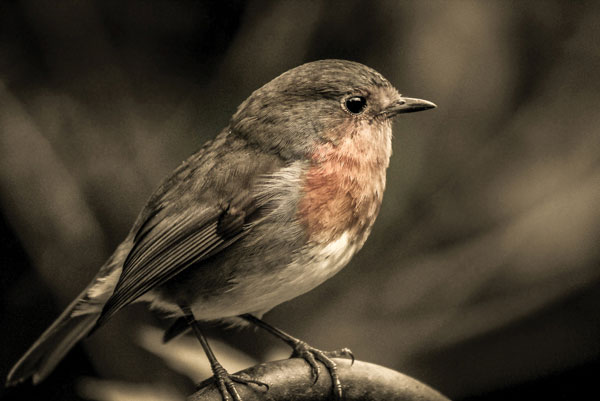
[6,59,436,400]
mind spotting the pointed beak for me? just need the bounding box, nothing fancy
[382,97,437,118]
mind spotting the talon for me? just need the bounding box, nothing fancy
[344,348,355,366]
[205,366,267,400]
[215,376,233,401]
[239,315,354,399]
[289,342,354,399]
[225,380,242,401]
[330,347,355,366]
[312,367,320,384]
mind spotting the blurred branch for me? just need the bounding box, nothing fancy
[189,358,450,401]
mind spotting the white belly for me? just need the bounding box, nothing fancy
[188,231,357,320]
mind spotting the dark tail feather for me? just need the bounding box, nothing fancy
[6,296,100,386]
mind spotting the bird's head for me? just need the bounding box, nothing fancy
[230,59,436,160]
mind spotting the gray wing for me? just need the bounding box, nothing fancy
[97,194,259,326]
[96,131,279,326]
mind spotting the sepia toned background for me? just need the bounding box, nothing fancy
[1,1,599,400]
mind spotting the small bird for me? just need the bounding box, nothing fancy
[6,59,435,400]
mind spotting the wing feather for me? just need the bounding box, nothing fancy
[94,133,290,327]
[97,207,247,326]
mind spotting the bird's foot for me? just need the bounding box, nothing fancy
[205,363,269,401]
[289,340,354,398]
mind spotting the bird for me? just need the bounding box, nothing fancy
[6,59,435,400]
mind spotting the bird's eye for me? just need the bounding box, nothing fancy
[344,96,367,114]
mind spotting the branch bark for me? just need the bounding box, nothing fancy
[189,358,450,401]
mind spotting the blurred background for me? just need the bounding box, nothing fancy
[1,1,599,400]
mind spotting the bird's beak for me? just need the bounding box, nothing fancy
[382,97,437,117]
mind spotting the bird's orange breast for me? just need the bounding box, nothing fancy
[298,120,392,244]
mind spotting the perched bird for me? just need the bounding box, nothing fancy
[6,59,435,400]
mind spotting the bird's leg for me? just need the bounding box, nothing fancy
[179,306,267,401]
[163,316,189,343]
[240,314,354,399]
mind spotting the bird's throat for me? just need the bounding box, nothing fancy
[298,121,392,244]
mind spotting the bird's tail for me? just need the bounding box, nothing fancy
[5,291,101,387]
[6,242,129,387]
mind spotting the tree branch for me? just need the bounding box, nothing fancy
[189,358,450,401]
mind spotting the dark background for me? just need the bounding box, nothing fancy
[1,1,600,400]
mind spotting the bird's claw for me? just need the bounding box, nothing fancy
[325,347,355,366]
[203,365,269,401]
[290,341,354,398]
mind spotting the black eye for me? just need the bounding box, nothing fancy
[345,96,367,114]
